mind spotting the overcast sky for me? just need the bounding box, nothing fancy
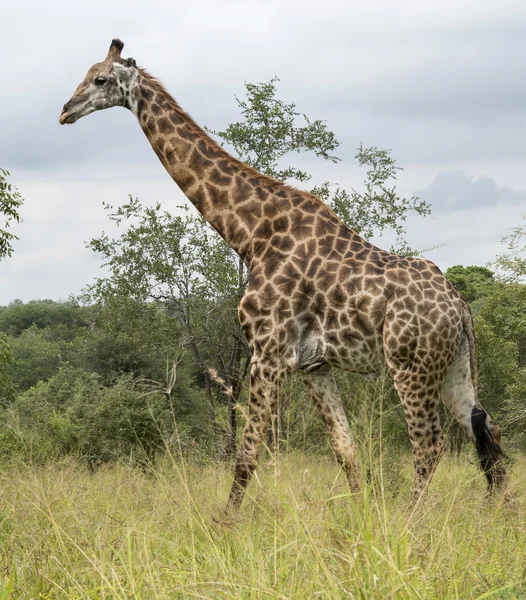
[0,0,525,305]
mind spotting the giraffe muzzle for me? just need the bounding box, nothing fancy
[59,99,86,125]
[59,101,74,125]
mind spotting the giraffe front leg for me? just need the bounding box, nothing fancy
[226,362,280,512]
[303,366,362,494]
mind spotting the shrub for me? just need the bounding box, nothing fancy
[8,366,199,465]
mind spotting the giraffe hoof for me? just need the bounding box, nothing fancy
[212,507,243,528]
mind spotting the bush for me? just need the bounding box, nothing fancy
[7,366,203,466]
[475,316,519,417]
[0,332,14,407]
[504,369,526,450]
[7,325,63,392]
[78,375,172,465]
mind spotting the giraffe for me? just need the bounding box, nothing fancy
[60,39,507,509]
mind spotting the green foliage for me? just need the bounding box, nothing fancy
[85,198,249,441]
[505,369,526,448]
[0,333,14,406]
[78,297,182,385]
[210,78,431,251]
[206,76,340,182]
[493,215,526,281]
[0,423,56,463]
[0,169,23,260]
[0,300,93,399]
[443,263,526,449]
[480,282,526,370]
[6,325,63,391]
[0,298,87,338]
[75,374,170,464]
[445,264,495,304]
[86,199,240,313]
[474,317,519,416]
[6,365,204,465]
[0,297,209,465]
[481,282,526,344]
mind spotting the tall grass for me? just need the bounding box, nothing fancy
[0,446,524,599]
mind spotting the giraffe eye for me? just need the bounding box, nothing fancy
[94,77,108,86]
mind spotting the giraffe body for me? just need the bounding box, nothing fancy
[60,40,507,509]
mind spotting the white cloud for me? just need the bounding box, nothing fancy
[416,171,526,212]
[0,167,187,304]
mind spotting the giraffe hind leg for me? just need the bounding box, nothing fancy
[387,361,445,502]
[407,395,445,503]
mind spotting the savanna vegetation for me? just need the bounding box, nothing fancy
[0,80,525,599]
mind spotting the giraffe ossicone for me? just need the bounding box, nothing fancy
[60,39,508,509]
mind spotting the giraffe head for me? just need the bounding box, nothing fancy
[59,39,137,125]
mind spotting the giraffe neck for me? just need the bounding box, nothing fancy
[130,71,298,261]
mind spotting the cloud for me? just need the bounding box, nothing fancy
[404,199,524,273]
[394,172,526,272]
[416,171,526,213]
[0,167,186,305]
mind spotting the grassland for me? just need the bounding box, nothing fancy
[0,450,525,599]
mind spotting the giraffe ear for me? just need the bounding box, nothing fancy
[113,62,131,82]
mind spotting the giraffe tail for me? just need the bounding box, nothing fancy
[461,302,479,404]
[471,406,508,490]
[461,302,508,490]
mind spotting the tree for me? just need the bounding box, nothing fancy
[314,145,431,253]
[0,299,88,339]
[493,215,526,282]
[0,333,13,407]
[0,169,23,260]
[481,284,526,368]
[0,169,23,405]
[445,265,495,304]
[11,367,198,465]
[77,297,183,385]
[85,200,246,443]
[6,325,63,392]
[490,218,526,367]
[0,301,91,401]
[206,76,340,183]
[444,263,526,449]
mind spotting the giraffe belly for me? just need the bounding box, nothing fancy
[325,334,385,373]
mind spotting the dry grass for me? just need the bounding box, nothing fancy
[0,450,525,599]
